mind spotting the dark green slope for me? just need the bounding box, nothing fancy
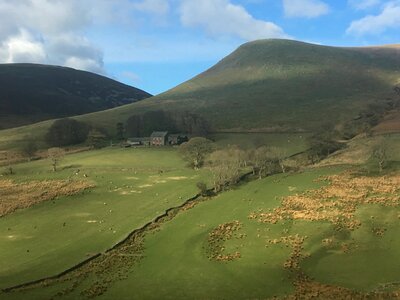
[0,63,151,129]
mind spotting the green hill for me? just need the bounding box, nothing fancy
[0,63,151,129]
[1,39,400,150]
[152,39,400,131]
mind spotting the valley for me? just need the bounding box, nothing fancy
[0,38,399,300]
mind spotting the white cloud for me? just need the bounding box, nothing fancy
[347,1,400,35]
[283,0,330,18]
[348,0,381,10]
[46,34,104,73]
[179,0,289,41]
[0,0,172,74]
[2,29,46,64]
[0,0,105,73]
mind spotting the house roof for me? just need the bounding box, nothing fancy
[150,131,169,138]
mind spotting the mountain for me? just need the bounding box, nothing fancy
[0,63,151,129]
[77,39,400,132]
[1,39,400,150]
[152,39,400,131]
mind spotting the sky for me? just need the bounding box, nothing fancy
[0,0,399,95]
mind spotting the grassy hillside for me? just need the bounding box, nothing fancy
[3,163,400,299]
[0,64,151,129]
[1,39,400,150]
[0,147,210,289]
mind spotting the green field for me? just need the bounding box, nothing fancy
[1,133,400,299]
[2,165,338,300]
[0,147,211,289]
[2,162,400,299]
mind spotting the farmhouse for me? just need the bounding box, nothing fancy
[150,131,169,146]
[127,132,189,147]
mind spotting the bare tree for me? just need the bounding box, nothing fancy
[48,147,65,172]
[269,147,288,173]
[179,137,214,169]
[208,148,242,192]
[372,142,387,173]
[252,147,274,179]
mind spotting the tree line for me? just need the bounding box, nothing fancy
[122,110,209,138]
[178,137,295,194]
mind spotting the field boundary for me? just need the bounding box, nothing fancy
[1,191,201,293]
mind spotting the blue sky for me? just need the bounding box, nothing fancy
[0,0,399,95]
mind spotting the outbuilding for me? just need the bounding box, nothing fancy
[127,137,150,146]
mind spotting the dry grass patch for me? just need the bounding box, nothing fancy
[267,235,307,271]
[206,221,245,262]
[252,171,400,298]
[0,179,95,217]
[250,172,400,231]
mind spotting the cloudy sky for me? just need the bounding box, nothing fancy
[0,0,399,95]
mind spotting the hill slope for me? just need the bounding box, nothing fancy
[0,63,151,129]
[1,39,400,149]
[78,39,400,132]
[153,39,400,131]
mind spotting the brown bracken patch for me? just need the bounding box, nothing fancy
[267,234,308,271]
[257,171,400,299]
[250,172,400,231]
[206,221,245,262]
[0,179,95,217]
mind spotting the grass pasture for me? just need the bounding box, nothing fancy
[4,164,400,300]
[2,166,337,300]
[1,133,400,299]
[0,147,210,290]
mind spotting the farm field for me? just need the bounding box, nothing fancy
[1,132,400,300]
[0,147,211,290]
[3,161,400,299]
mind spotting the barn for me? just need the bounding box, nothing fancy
[150,131,169,146]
